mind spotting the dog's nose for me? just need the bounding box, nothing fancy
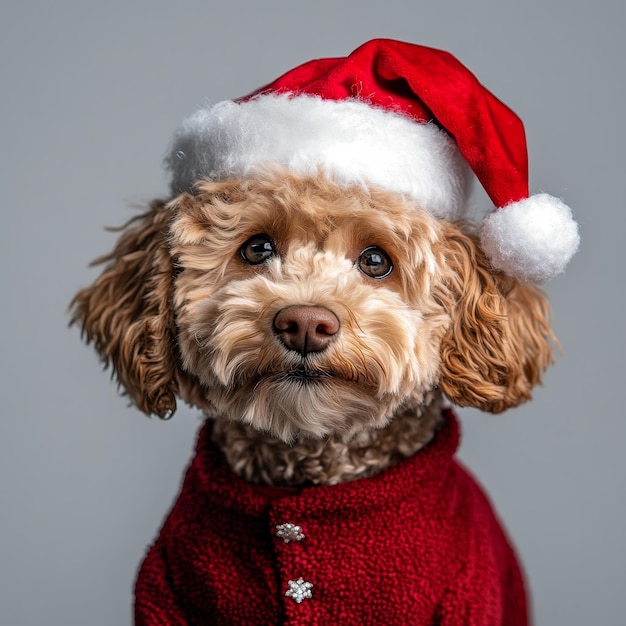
[273,305,340,355]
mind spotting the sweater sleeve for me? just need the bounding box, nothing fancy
[134,538,189,626]
[436,467,530,626]
[436,551,529,626]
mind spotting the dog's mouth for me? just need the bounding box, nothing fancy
[267,367,336,385]
[287,367,333,382]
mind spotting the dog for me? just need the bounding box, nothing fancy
[71,39,578,625]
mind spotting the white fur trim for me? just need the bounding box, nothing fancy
[165,93,470,219]
[480,193,580,283]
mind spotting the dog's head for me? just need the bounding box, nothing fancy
[71,169,554,442]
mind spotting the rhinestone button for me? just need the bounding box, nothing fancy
[285,577,313,603]
[275,522,305,543]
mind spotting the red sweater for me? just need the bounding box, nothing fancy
[135,410,529,625]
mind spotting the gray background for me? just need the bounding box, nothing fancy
[1,1,624,624]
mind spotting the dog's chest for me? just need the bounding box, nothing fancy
[134,415,528,625]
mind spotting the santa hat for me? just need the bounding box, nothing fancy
[166,38,579,283]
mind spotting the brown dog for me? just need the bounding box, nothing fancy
[71,39,578,625]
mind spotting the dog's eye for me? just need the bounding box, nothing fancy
[240,234,276,265]
[357,246,393,279]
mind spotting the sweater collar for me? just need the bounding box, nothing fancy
[192,408,459,518]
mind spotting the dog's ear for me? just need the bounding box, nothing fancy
[434,223,554,413]
[70,199,178,418]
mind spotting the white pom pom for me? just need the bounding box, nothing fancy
[479,193,580,283]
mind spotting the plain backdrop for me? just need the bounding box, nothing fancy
[1,1,624,624]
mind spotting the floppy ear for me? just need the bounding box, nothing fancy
[434,223,554,413]
[70,199,179,418]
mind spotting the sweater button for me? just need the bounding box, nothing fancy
[275,522,305,543]
[285,577,313,603]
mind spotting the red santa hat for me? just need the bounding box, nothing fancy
[166,38,579,283]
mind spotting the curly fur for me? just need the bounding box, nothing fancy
[70,201,180,418]
[211,393,445,486]
[70,169,554,486]
[434,224,554,412]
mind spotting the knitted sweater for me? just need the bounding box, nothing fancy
[134,410,529,625]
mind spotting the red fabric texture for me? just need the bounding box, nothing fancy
[134,410,530,625]
[246,38,529,209]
